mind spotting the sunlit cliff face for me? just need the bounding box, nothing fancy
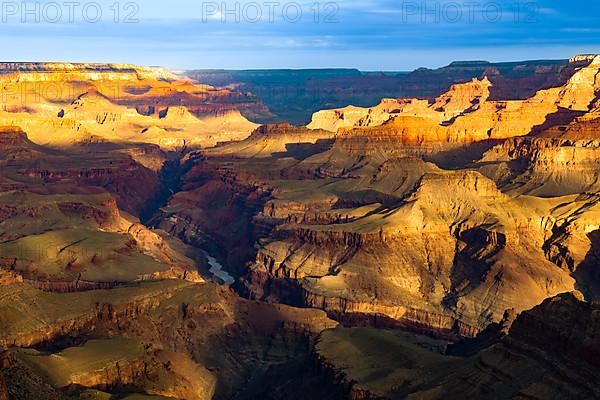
[0,62,259,149]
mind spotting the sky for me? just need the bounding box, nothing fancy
[0,0,599,70]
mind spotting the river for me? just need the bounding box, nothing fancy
[207,255,235,286]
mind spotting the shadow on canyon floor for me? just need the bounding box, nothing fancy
[272,139,335,161]
[425,140,502,169]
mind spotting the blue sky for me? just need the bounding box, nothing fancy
[1,0,599,70]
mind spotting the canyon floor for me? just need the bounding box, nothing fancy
[0,57,599,399]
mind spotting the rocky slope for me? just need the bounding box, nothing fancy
[0,281,339,399]
[0,126,163,216]
[242,169,575,336]
[211,123,336,158]
[313,292,600,400]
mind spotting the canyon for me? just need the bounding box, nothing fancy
[0,56,599,399]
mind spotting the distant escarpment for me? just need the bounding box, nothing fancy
[313,55,600,164]
[187,58,570,125]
